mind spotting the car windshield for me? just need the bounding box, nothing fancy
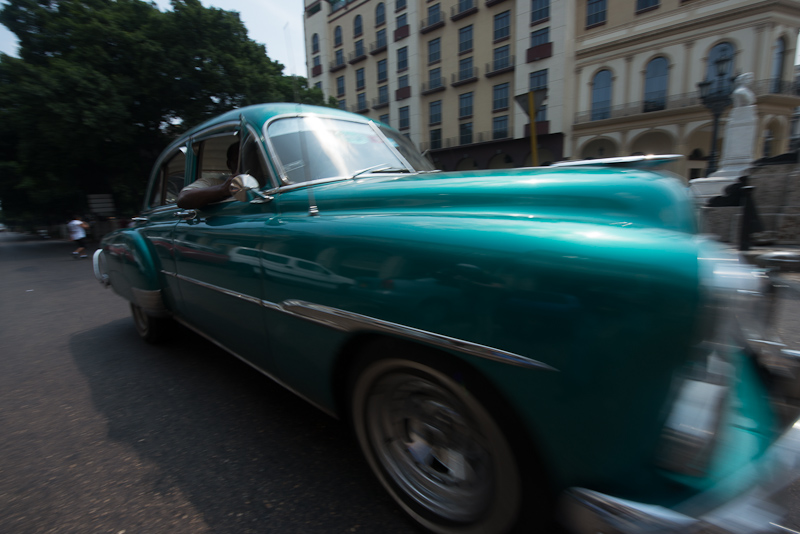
[267,116,433,184]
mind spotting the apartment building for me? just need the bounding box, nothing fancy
[304,0,800,179]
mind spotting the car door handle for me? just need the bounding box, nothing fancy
[174,210,198,220]
[131,217,148,223]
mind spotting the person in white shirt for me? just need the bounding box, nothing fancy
[67,215,89,258]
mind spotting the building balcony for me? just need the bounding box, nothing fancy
[421,78,446,95]
[572,79,800,125]
[524,122,550,137]
[451,67,479,87]
[420,12,445,34]
[485,0,508,6]
[350,101,370,114]
[349,49,367,64]
[370,40,387,55]
[311,64,323,77]
[394,24,410,42]
[372,96,390,109]
[451,0,478,21]
[330,59,346,73]
[526,42,552,63]
[396,85,412,100]
[485,56,515,78]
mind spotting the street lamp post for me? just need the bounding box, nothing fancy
[698,56,733,177]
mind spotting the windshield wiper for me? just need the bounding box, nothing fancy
[351,164,411,178]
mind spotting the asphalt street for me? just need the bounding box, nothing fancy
[0,233,421,534]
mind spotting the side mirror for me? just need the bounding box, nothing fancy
[230,174,261,202]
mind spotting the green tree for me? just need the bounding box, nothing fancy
[0,0,326,225]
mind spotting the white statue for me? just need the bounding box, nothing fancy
[732,73,756,107]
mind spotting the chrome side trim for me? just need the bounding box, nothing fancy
[171,315,336,419]
[281,300,557,371]
[163,272,556,371]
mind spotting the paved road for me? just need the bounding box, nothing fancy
[0,233,420,534]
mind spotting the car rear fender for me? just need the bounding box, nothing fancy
[101,228,167,316]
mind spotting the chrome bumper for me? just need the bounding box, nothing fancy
[561,418,800,534]
[92,249,109,287]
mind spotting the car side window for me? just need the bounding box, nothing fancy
[148,148,186,208]
[194,134,238,183]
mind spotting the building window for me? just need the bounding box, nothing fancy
[312,33,319,54]
[376,28,387,48]
[529,68,547,91]
[336,76,345,96]
[355,39,365,57]
[493,45,510,71]
[430,100,442,124]
[397,46,408,71]
[587,0,606,27]
[643,57,668,112]
[430,128,442,150]
[376,2,385,25]
[459,92,473,118]
[636,0,658,11]
[338,98,347,110]
[493,116,508,139]
[428,38,441,64]
[592,69,612,120]
[429,67,442,88]
[335,49,344,66]
[493,83,509,111]
[705,42,735,94]
[530,27,549,48]
[460,122,472,145]
[380,113,389,125]
[397,13,407,29]
[357,92,367,110]
[396,0,406,10]
[531,0,549,23]
[334,26,343,47]
[494,11,510,41]
[427,3,442,25]
[772,37,786,93]
[377,59,388,82]
[378,84,389,104]
[356,68,365,90]
[313,55,321,68]
[459,25,473,53]
[398,74,409,89]
[399,106,410,129]
[459,57,473,81]
[354,14,363,36]
[314,81,322,90]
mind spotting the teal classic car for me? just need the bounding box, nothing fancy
[94,103,800,534]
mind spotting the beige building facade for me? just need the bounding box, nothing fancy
[303,0,800,180]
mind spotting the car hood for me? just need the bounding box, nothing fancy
[288,166,697,233]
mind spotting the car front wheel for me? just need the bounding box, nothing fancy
[350,354,523,534]
[130,303,169,344]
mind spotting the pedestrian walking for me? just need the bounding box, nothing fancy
[67,215,90,258]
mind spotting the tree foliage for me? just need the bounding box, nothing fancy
[0,0,326,225]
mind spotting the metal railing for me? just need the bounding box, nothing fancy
[575,78,800,124]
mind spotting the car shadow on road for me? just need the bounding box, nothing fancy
[70,317,421,534]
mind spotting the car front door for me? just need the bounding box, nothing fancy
[172,123,278,373]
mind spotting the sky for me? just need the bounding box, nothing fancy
[0,0,308,77]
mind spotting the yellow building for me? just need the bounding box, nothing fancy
[304,0,800,180]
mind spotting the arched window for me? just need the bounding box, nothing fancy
[354,15,363,37]
[376,3,385,26]
[705,42,735,94]
[312,33,319,54]
[592,69,612,120]
[643,57,668,112]
[771,37,786,93]
[334,26,343,47]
